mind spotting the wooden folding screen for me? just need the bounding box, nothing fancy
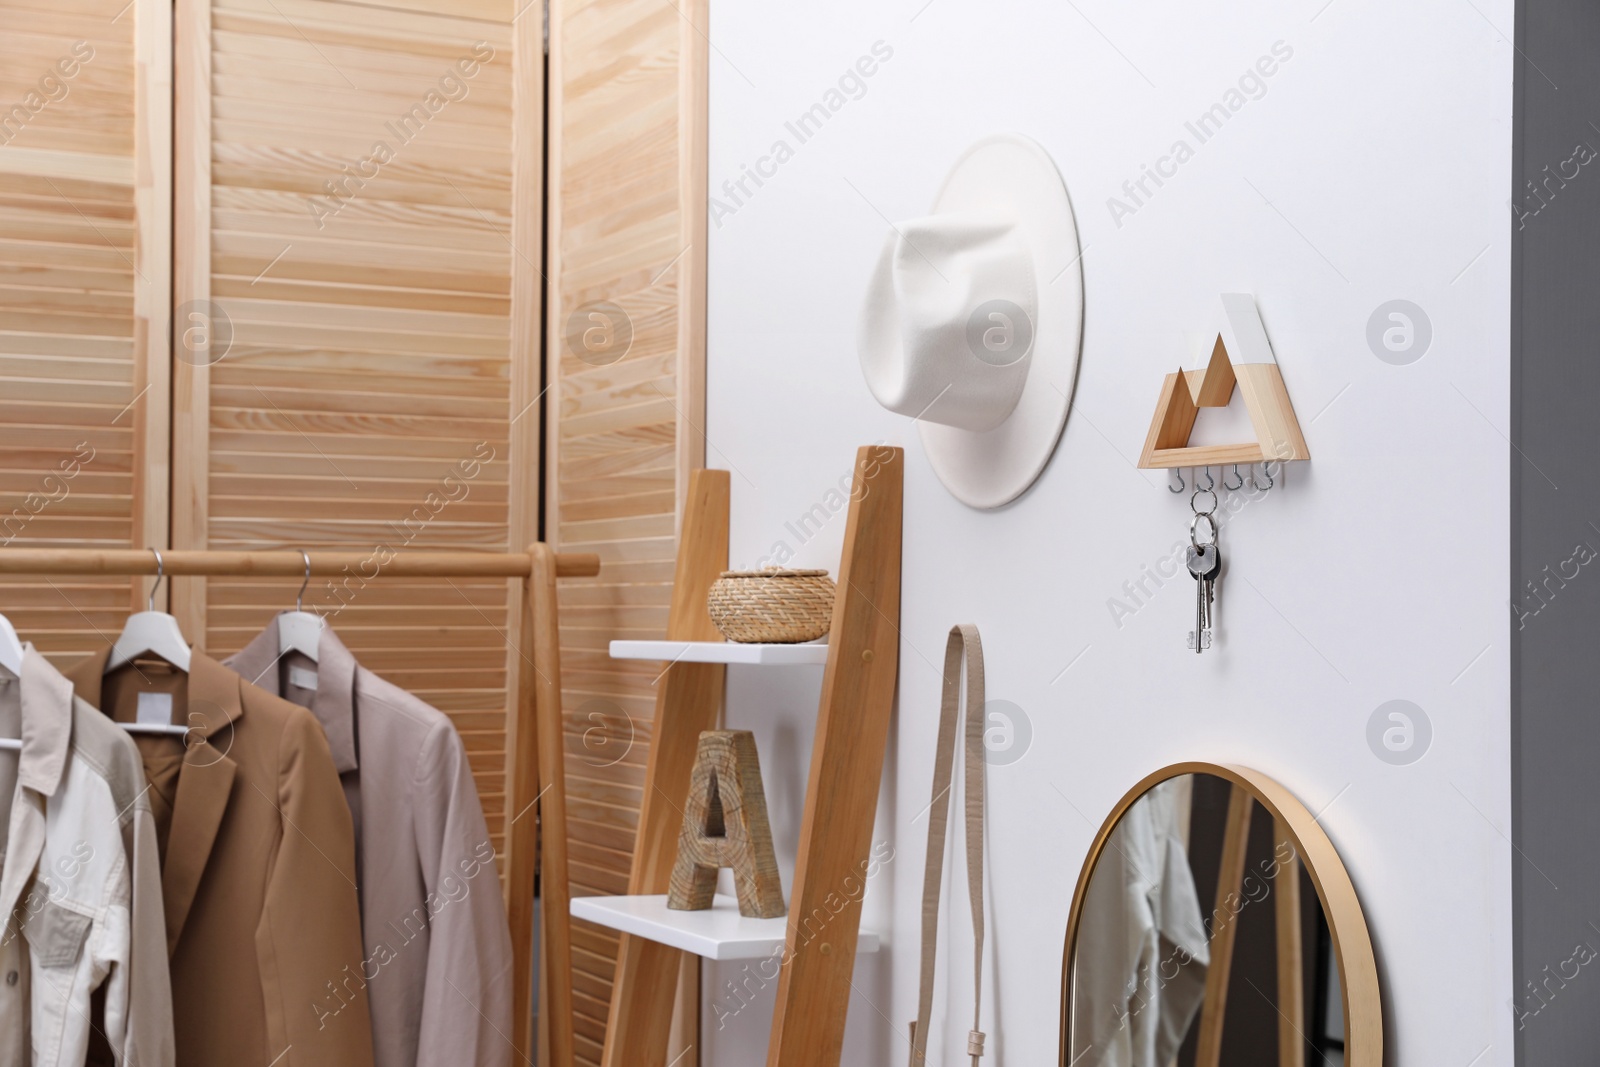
[168,0,544,862]
[545,0,709,1060]
[0,0,171,655]
[0,0,712,1056]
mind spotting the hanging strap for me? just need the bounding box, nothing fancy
[909,624,986,1065]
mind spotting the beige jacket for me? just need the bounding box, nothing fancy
[67,648,375,1067]
[226,622,514,1067]
[0,645,173,1067]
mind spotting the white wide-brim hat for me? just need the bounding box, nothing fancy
[858,133,1084,509]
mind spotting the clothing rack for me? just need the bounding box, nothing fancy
[0,545,597,1067]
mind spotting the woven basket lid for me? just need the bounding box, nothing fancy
[719,568,829,579]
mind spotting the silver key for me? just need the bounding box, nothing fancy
[1186,543,1220,653]
[1203,546,1221,648]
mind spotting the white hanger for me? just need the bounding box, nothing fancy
[0,612,23,751]
[0,612,23,680]
[0,614,21,750]
[108,550,193,738]
[108,549,192,673]
[276,550,323,664]
[109,550,192,735]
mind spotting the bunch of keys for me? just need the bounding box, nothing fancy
[1185,487,1220,654]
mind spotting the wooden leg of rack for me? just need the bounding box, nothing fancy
[600,469,729,1067]
[669,955,701,1065]
[766,446,903,1067]
[1195,784,1254,1067]
[602,937,684,1066]
[537,937,552,1067]
[1274,817,1306,1067]
[509,570,541,1065]
[529,545,576,1067]
[597,659,723,1067]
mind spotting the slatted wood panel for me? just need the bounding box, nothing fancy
[169,0,542,866]
[547,0,708,1060]
[0,0,170,659]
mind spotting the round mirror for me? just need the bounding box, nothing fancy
[1060,763,1380,1067]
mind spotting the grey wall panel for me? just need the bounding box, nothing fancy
[1513,1,1600,1062]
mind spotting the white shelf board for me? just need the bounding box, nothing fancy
[608,639,829,666]
[570,893,880,961]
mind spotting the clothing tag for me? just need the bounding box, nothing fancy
[289,666,319,692]
[136,692,174,726]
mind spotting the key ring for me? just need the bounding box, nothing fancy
[1191,512,1217,550]
[1190,486,1218,517]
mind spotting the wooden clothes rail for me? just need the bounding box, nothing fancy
[0,546,596,1067]
[0,548,598,579]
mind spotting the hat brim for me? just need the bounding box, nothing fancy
[916,133,1084,509]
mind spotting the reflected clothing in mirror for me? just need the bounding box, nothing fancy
[1064,768,1379,1067]
[1072,778,1209,1067]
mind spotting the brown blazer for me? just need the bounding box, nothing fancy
[67,648,375,1067]
[226,623,514,1067]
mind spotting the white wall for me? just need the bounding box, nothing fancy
[703,1,1514,1063]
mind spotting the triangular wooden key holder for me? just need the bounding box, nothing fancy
[1138,294,1310,470]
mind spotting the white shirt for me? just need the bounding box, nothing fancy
[1071,778,1211,1067]
[0,645,173,1067]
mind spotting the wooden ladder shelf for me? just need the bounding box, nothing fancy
[591,445,904,1067]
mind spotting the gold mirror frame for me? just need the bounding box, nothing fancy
[1059,762,1381,1066]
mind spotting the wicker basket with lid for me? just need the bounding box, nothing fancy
[707,568,835,643]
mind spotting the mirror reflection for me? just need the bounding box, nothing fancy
[1066,773,1344,1067]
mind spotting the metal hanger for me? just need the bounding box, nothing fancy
[276,550,323,665]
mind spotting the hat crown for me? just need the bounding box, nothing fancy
[859,211,1037,432]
